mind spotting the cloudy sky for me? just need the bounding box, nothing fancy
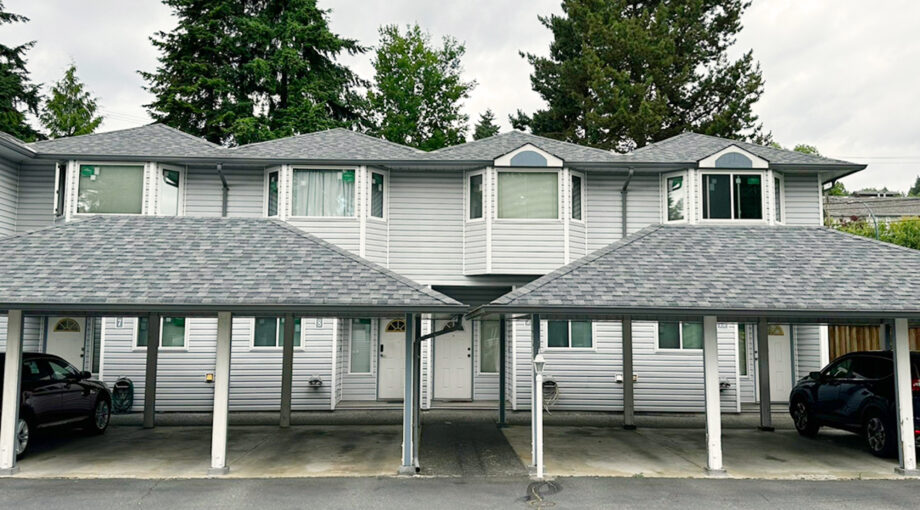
[2,0,919,191]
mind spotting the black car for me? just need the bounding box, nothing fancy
[0,353,111,457]
[789,350,920,457]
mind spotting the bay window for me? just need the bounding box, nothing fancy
[657,321,703,350]
[159,167,182,216]
[497,171,558,219]
[77,164,144,214]
[469,173,483,219]
[266,170,279,217]
[371,172,385,218]
[571,173,583,220]
[291,168,356,217]
[701,173,763,220]
[253,317,302,348]
[665,173,687,222]
[547,320,593,349]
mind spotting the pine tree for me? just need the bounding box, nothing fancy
[520,0,766,152]
[473,109,500,140]
[0,2,42,141]
[142,0,365,146]
[908,176,920,197]
[40,63,103,138]
[365,24,475,151]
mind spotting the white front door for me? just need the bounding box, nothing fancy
[378,319,406,401]
[46,316,86,368]
[767,324,793,402]
[433,319,472,400]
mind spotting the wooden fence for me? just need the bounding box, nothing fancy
[828,325,920,360]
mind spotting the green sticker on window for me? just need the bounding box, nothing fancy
[80,166,96,177]
[342,170,355,183]
[747,177,761,185]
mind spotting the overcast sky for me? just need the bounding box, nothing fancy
[2,0,919,191]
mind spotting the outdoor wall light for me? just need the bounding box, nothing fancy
[533,353,546,374]
[205,373,214,383]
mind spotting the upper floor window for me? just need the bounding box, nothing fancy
[547,320,592,349]
[658,321,702,350]
[701,173,762,220]
[266,170,279,217]
[77,164,144,214]
[773,175,784,223]
[571,173,583,221]
[291,168,355,217]
[370,172,385,219]
[497,172,558,219]
[469,173,483,220]
[54,163,67,217]
[158,168,182,216]
[253,317,301,348]
[665,173,687,222]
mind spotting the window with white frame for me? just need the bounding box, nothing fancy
[480,321,500,373]
[253,317,302,348]
[349,318,372,373]
[266,170,280,217]
[547,320,592,348]
[497,171,558,219]
[701,172,763,220]
[77,164,145,214]
[370,171,385,219]
[291,168,356,217]
[665,172,687,222]
[657,321,703,350]
[738,324,749,376]
[158,167,182,216]
[136,316,187,348]
[469,173,483,220]
[54,163,67,217]
[571,173,583,221]
[773,175,783,223]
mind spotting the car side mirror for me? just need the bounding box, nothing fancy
[809,371,821,381]
[79,371,92,380]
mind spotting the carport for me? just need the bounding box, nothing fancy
[472,224,920,477]
[0,216,466,476]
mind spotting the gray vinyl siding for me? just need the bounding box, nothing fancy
[783,174,822,226]
[738,324,756,403]
[506,319,515,409]
[184,164,264,218]
[585,171,663,253]
[0,315,44,353]
[365,219,388,266]
[15,161,56,233]
[538,321,623,411]
[491,221,565,273]
[625,173,663,234]
[568,220,587,261]
[0,158,18,236]
[464,221,486,274]
[421,319,431,408]
[389,171,464,283]
[794,324,824,380]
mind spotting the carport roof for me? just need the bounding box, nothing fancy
[474,224,920,322]
[0,216,464,315]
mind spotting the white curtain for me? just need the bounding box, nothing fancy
[77,165,144,214]
[292,169,355,216]
[497,172,558,219]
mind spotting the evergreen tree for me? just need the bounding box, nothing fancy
[520,0,766,152]
[39,63,103,138]
[0,2,42,141]
[908,176,920,197]
[472,109,500,140]
[142,0,365,146]
[365,24,475,151]
[825,181,848,197]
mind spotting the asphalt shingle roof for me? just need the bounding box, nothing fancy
[0,216,463,314]
[487,224,920,318]
[228,128,421,160]
[825,196,920,219]
[420,131,621,163]
[27,124,224,158]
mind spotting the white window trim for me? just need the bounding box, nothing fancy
[661,170,690,224]
[288,165,359,220]
[494,168,563,223]
[132,316,190,352]
[248,317,306,351]
[155,164,186,216]
[347,318,374,375]
[73,161,149,217]
[466,169,486,222]
[653,320,704,353]
[773,172,786,225]
[541,319,597,351]
[368,169,388,222]
[264,167,282,218]
[698,169,768,224]
[570,170,586,223]
[476,320,501,375]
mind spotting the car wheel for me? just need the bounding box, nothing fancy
[15,417,30,458]
[864,413,896,458]
[791,399,820,437]
[86,397,111,435]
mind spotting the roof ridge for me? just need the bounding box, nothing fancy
[229,129,332,150]
[27,123,219,149]
[431,130,619,160]
[343,129,424,154]
[231,128,421,154]
[151,123,222,148]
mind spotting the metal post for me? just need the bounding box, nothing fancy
[399,313,417,475]
[498,316,507,428]
[143,313,161,429]
[893,318,917,475]
[0,310,24,475]
[280,314,295,428]
[757,318,773,431]
[209,312,233,475]
[703,316,725,476]
[535,365,544,480]
[412,314,422,469]
[622,315,635,430]
[530,314,541,468]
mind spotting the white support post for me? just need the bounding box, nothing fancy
[399,313,418,475]
[530,314,541,469]
[0,310,24,476]
[209,312,233,476]
[412,315,422,468]
[757,318,773,431]
[893,318,917,475]
[703,315,725,476]
[534,365,544,480]
[143,313,160,429]
[622,316,635,430]
[280,313,295,428]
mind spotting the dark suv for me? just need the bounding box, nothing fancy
[0,353,111,457]
[789,351,920,457]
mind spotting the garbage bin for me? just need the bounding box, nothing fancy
[111,377,134,414]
